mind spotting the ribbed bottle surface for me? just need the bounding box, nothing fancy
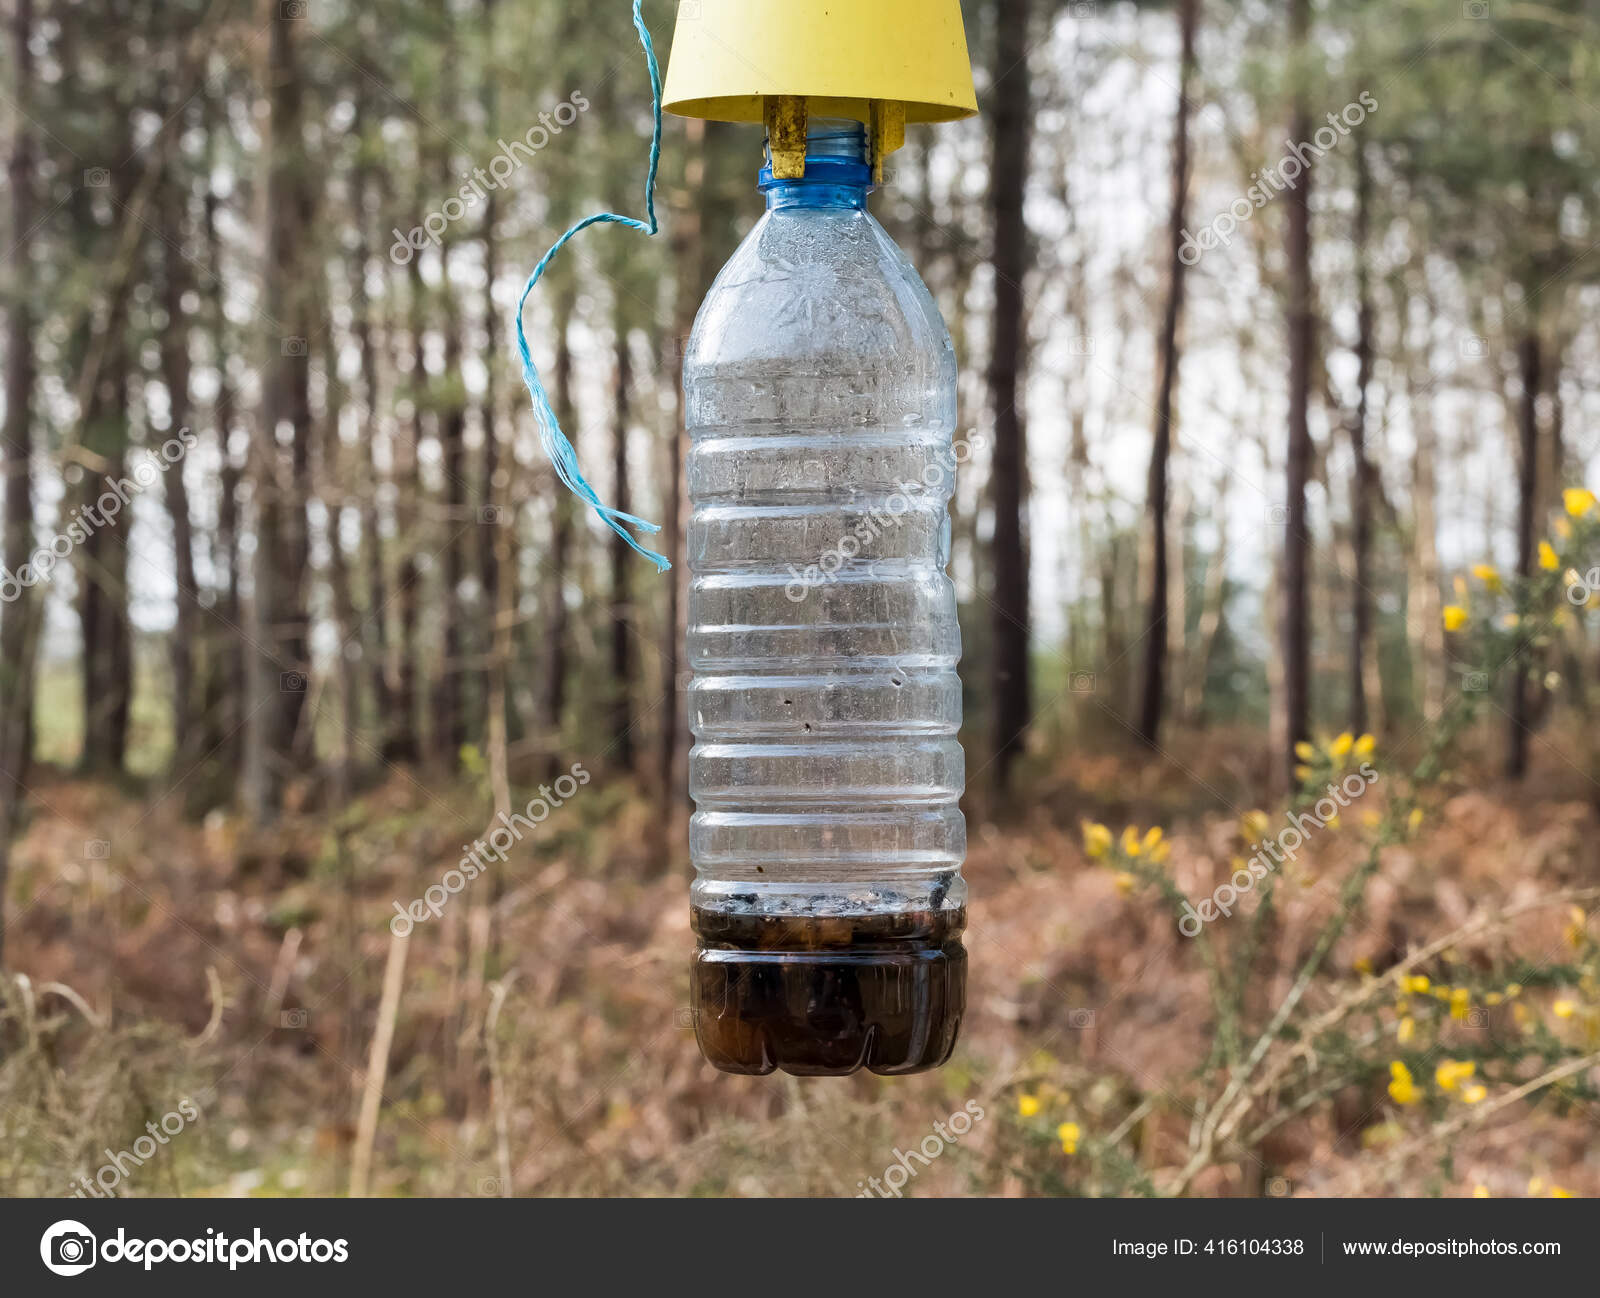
[685,125,966,1076]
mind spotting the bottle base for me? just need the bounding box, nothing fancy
[690,906,966,1077]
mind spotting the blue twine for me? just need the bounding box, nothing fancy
[513,0,670,572]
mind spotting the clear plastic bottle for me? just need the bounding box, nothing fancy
[686,119,967,1076]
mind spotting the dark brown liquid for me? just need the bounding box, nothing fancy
[691,905,966,1076]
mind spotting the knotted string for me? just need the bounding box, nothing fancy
[513,0,670,571]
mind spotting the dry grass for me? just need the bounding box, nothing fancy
[3,722,1597,1197]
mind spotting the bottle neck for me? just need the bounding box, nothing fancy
[759,118,873,211]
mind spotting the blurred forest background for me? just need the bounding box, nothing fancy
[2,0,1599,1198]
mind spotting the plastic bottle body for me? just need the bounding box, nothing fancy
[685,124,966,1076]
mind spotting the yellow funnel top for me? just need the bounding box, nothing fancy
[662,0,977,179]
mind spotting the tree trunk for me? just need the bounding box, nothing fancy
[391,556,422,766]
[542,288,577,773]
[384,193,428,766]
[1136,0,1198,749]
[201,101,243,767]
[159,163,200,767]
[610,307,635,772]
[245,2,314,817]
[1507,325,1541,779]
[351,102,390,750]
[661,117,703,818]
[1187,467,1231,725]
[1281,0,1315,787]
[0,0,40,967]
[1408,396,1445,722]
[478,187,500,752]
[321,332,358,802]
[1346,144,1377,735]
[988,0,1033,787]
[433,7,467,769]
[78,331,131,773]
[436,269,467,768]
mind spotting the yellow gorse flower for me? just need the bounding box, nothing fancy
[1354,733,1375,759]
[1471,563,1502,591]
[1443,605,1469,631]
[1294,740,1316,763]
[1408,807,1425,833]
[1018,1093,1041,1118]
[1450,987,1471,1020]
[1565,906,1587,950]
[1403,974,1430,994]
[1563,486,1597,518]
[1082,822,1112,859]
[1121,825,1142,857]
[1396,1016,1416,1044]
[1294,764,1314,783]
[1387,1060,1421,1105]
[1539,540,1560,571]
[1435,1059,1475,1092]
[1553,999,1577,1020]
[1241,810,1271,843]
[1113,872,1136,896]
[1057,1120,1081,1155]
[1461,1084,1487,1105]
[1132,825,1171,865]
[1330,731,1354,759]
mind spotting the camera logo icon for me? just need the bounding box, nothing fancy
[41,1220,97,1276]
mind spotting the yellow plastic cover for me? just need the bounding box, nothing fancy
[661,0,978,126]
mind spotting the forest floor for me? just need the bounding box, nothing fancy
[2,722,1598,1198]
